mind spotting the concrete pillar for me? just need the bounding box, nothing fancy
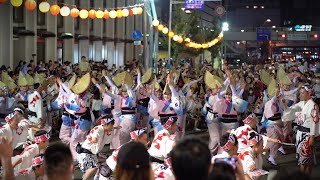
[63,0,75,63]
[0,4,13,68]
[106,0,116,67]
[45,0,57,62]
[134,0,143,61]
[79,0,90,59]
[93,0,103,62]
[125,0,135,62]
[115,0,126,67]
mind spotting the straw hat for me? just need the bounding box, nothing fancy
[205,71,222,89]
[260,69,271,85]
[2,72,17,90]
[18,71,28,86]
[153,77,161,91]
[141,68,153,84]
[68,74,77,89]
[71,73,91,94]
[163,83,171,95]
[267,78,278,97]
[26,74,34,86]
[113,71,133,88]
[34,73,45,84]
[277,67,291,85]
[0,81,7,90]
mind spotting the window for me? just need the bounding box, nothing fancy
[13,6,24,23]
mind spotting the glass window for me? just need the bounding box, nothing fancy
[13,6,24,23]
[37,10,45,25]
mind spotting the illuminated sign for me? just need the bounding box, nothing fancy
[184,0,204,10]
[294,25,312,32]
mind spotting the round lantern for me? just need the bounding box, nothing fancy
[162,27,169,34]
[11,0,22,7]
[116,10,123,18]
[178,37,183,43]
[96,10,104,18]
[79,9,88,19]
[109,10,117,19]
[189,42,195,48]
[213,39,219,44]
[25,0,36,11]
[39,1,50,13]
[173,35,179,41]
[50,4,60,16]
[0,0,7,5]
[152,19,160,27]
[168,31,174,38]
[60,6,70,17]
[122,9,129,17]
[136,7,143,14]
[184,38,191,42]
[70,8,79,18]
[158,24,164,31]
[132,7,139,15]
[128,9,133,16]
[88,9,96,19]
[103,10,109,19]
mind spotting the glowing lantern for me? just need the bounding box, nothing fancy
[79,9,88,19]
[168,31,174,38]
[152,19,160,27]
[0,0,7,5]
[50,4,60,16]
[213,39,219,44]
[96,10,104,18]
[39,1,50,13]
[136,7,143,14]
[128,9,133,16]
[122,9,129,17]
[132,7,139,15]
[158,24,164,31]
[103,10,109,19]
[162,27,168,34]
[173,35,179,41]
[178,37,184,43]
[116,10,123,18]
[25,0,36,11]
[189,42,195,48]
[70,8,79,18]
[11,0,22,7]
[60,6,70,17]
[88,9,96,19]
[109,10,117,19]
[184,38,190,42]
[185,43,190,47]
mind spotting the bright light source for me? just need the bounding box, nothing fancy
[281,34,286,38]
[266,19,271,22]
[181,7,185,11]
[210,29,214,32]
[272,26,276,28]
[197,25,200,28]
[222,22,229,31]
[261,6,265,9]
[241,29,244,32]
[314,34,318,38]
[246,5,249,8]
[253,6,258,9]
[185,10,192,14]
[237,59,240,62]
[236,42,240,45]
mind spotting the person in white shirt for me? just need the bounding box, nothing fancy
[212,133,238,164]
[282,84,320,174]
[15,154,45,180]
[77,115,115,180]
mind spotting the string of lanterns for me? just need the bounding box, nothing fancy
[152,19,223,49]
[4,0,143,19]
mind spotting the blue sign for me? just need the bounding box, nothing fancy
[257,30,271,41]
[132,30,142,41]
[184,0,204,10]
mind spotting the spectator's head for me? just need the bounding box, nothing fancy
[170,137,211,180]
[161,117,178,135]
[220,133,238,156]
[32,154,45,177]
[114,141,152,180]
[34,130,50,150]
[44,142,73,180]
[5,108,24,129]
[130,129,148,146]
[209,161,236,180]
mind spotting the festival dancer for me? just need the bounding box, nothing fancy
[15,72,29,109]
[15,154,45,180]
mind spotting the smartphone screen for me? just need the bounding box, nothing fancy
[214,157,237,170]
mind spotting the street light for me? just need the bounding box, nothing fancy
[222,22,229,31]
[266,19,271,22]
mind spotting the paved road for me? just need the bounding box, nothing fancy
[73,131,320,180]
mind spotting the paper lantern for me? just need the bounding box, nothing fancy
[158,24,164,31]
[178,37,184,43]
[168,31,174,38]
[50,4,60,16]
[39,1,50,13]
[103,10,109,19]
[132,7,139,15]
[79,9,88,19]
[213,39,219,44]
[162,27,168,34]
[122,9,129,17]
[189,42,195,47]
[128,9,133,16]
[184,38,191,42]
[173,35,179,41]
[70,8,79,18]
[88,9,96,19]
[116,10,123,18]
[25,0,36,11]
[96,10,104,18]
[109,10,117,19]
[60,6,70,17]
[0,0,7,5]
[136,7,143,14]
[152,19,160,27]
[11,0,22,7]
